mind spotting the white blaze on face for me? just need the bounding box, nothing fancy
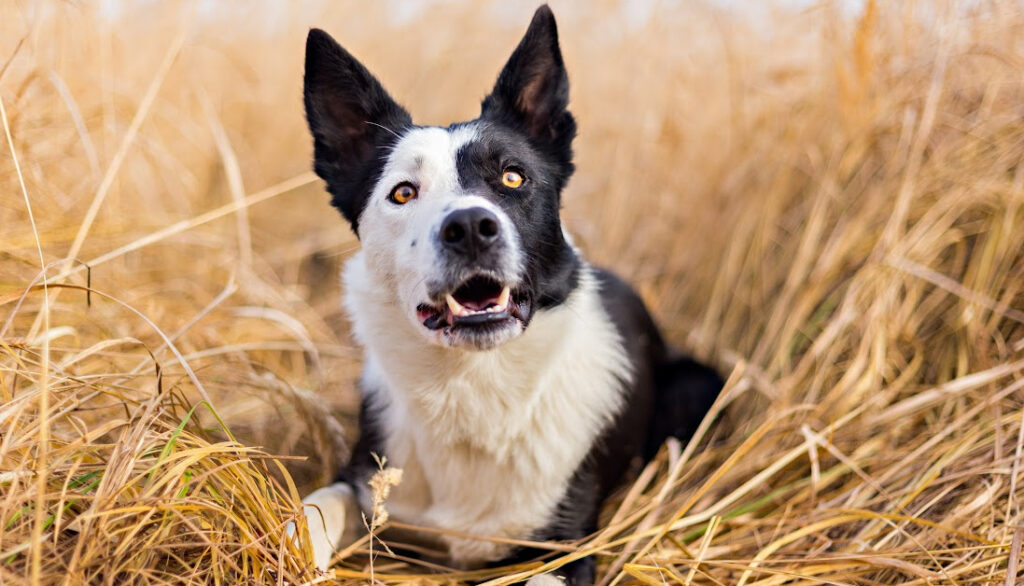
[355,125,523,344]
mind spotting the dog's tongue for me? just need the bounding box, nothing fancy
[461,296,496,311]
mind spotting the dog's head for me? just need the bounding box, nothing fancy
[304,6,579,351]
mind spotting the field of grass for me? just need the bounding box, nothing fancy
[2,0,1023,583]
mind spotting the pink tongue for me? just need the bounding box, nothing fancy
[459,296,497,312]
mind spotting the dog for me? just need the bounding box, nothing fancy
[298,6,722,584]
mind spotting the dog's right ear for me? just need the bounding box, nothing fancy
[481,6,575,185]
[304,29,411,231]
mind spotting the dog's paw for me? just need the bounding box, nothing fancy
[296,482,358,571]
[525,574,565,586]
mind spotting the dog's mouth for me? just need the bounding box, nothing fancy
[416,275,527,332]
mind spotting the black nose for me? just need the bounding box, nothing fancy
[440,207,501,256]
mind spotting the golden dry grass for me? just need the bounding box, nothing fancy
[2,0,1024,584]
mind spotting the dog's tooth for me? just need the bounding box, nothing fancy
[445,294,466,316]
[497,286,511,309]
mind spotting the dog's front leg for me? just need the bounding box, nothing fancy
[299,482,362,571]
[516,474,601,585]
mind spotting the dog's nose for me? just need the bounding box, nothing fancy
[440,207,500,256]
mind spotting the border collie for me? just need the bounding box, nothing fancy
[298,6,722,584]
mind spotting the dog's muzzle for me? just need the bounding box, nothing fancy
[413,206,530,348]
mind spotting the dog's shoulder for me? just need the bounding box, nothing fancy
[590,266,668,366]
[532,268,667,537]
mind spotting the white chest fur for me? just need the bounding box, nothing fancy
[343,256,632,565]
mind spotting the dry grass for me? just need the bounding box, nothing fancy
[2,0,1023,583]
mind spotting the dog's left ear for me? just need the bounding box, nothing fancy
[482,6,575,162]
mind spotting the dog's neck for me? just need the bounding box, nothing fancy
[342,251,631,457]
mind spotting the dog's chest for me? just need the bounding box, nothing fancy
[362,282,631,565]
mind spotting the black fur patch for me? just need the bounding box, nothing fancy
[335,382,387,491]
[454,123,579,319]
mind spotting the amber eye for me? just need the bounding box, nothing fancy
[501,169,524,189]
[389,182,417,204]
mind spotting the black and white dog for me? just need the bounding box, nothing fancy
[299,6,722,584]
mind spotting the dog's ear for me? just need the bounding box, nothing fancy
[482,6,576,160]
[304,29,411,229]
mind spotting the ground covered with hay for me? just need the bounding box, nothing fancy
[2,1,1023,584]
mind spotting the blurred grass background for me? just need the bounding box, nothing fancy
[2,0,1024,583]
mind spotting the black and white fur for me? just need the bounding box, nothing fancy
[299,6,722,585]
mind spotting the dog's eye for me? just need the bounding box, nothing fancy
[389,182,418,204]
[501,169,524,189]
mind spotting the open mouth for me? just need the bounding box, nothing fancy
[417,275,521,331]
